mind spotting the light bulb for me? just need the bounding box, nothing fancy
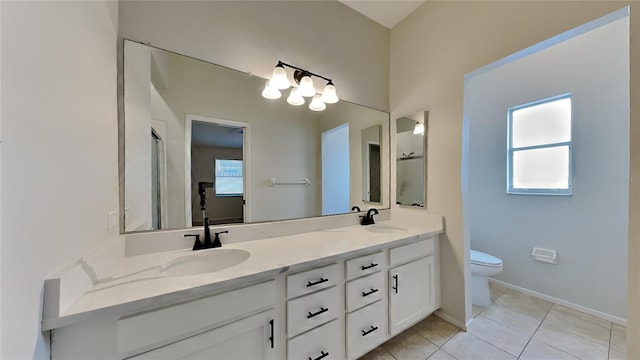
[298,75,316,97]
[261,80,281,100]
[320,82,339,104]
[287,87,305,106]
[269,64,290,90]
[413,122,425,135]
[309,95,326,111]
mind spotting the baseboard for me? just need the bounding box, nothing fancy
[489,278,627,326]
[435,309,467,330]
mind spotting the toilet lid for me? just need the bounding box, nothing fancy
[471,250,503,267]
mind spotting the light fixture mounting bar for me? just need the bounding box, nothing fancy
[277,61,333,83]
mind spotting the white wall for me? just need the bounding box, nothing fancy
[466,15,629,319]
[118,0,389,112]
[390,0,635,327]
[0,1,119,358]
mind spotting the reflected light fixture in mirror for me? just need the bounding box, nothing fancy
[413,122,425,135]
[262,61,339,111]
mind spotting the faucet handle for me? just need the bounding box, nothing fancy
[212,230,228,248]
[184,234,203,251]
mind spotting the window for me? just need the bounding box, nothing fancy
[215,159,243,196]
[507,94,572,195]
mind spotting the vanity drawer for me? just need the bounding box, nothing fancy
[346,271,384,312]
[117,280,275,356]
[346,300,387,359]
[288,319,340,360]
[287,263,338,299]
[345,251,385,280]
[287,286,339,338]
[389,238,434,266]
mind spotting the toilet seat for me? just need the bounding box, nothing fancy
[471,250,502,267]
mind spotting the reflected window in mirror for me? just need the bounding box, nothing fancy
[396,112,426,208]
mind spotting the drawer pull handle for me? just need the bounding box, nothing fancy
[361,263,379,270]
[362,288,379,297]
[268,319,274,349]
[361,325,379,336]
[307,307,329,319]
[306,278,329,287]
[309,351,329,360]
[393,274,399,294]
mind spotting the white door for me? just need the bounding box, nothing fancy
[389,256,435,335]
[321,123,350,215]
[131,309,276,359]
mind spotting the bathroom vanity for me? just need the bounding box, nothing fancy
[43,218,442,359]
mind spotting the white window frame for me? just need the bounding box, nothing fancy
[507,93,573,195]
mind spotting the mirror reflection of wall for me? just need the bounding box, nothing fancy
[396,112,426,207]
[122,39,390,232]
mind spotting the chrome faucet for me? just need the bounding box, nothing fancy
[360,208,379,225]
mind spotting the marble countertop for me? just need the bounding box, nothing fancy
[42,219,442,330]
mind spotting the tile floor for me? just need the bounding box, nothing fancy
[360,282,628,360]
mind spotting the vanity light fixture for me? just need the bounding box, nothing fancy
[262,61,339,111]
[413,122,425,135]
[287,87,305,106]
[262,80,282,99]
[309,95,327,111]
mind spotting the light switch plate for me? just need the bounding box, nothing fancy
[107,211,118,230]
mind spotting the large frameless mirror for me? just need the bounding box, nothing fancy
[121,39,390,232]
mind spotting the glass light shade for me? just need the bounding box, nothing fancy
[261,80,281,100]
[413,122,425,135]
[298,76,316,97]
[309,95,326,111]
[320,83,339,104]
[287,87,305,106]
[270,65,291,90]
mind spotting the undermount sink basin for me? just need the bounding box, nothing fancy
[160,249,250,277]
[365,225,409,234]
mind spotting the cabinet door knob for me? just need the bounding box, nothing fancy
[268,319,274,349]
[308,350,329,360]
[307,307,329,319]
[361,325,379,336]
[362,288,379,297]
[361,262,379,270]
[392,274,399,294]
[306,277,329,287]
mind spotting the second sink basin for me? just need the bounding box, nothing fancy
[365,225,409,234]
[160,249,250,277]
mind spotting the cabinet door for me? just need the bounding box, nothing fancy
[389,256,435,335]
[131,309,276,359]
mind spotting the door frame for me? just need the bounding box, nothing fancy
[184,114,251,226]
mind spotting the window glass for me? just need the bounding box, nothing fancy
[508,94,572,195]
[215,159,243,196]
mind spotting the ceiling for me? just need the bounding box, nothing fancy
[339,0,426,29]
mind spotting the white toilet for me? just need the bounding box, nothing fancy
[470,249,503,306]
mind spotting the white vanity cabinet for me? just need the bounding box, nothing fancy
[52,280,278,359]
[49,230,442,360]
[286,263,341,359]
[388,239,437,335]
[131,308,276,359]
[344,252,387,359]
